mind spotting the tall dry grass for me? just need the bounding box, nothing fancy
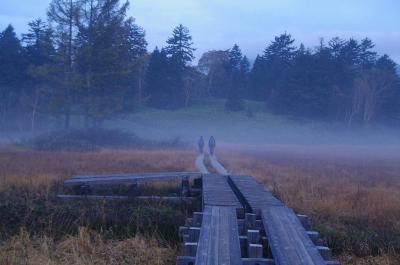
[0,149,196,265]
[1,147,399,264]
[0,227,176,265]
[219,147,400,265]
[0,149,196,191]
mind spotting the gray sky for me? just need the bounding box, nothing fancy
[1,0,399,63]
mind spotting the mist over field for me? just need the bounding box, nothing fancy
[1,1,400,264]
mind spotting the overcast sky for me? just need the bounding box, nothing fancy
[1,0,399,63]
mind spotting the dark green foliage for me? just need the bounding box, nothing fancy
[75,0,136,126]
[146,48,174,108]
[1,8,399,130]
[0,25,26,130]
[146,25,196,109]
[225,44,246,111]
[21,19,57,130]
[316,220,400,257]
[165,24,195,66]
[0,184,188,242]
[246,33,400,125]
[25,128,184,151]
[273,45,335,118]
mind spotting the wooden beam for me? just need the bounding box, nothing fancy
[57,194,195,203]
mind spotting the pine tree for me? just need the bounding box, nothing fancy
[240,56,250,98]
[124,18,148,107]
[0,25,26,129]
[262,33,296,106]
[228,44,242,71]
[22,19,56,130]
[146,48,170,108]
[161,24,196,109]
[249,55,266,101]
[48,0,81,128]
[165,24,195,67]
[225,44,245,111]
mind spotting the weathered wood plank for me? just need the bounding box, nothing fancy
[70,172,200,180]
[65,172,200,187]
[229,175,283,213]
[195,206,242,265]
[261,207,326,265]
[202,174,242,208]
[57,194,195,203]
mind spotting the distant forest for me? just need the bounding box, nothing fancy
[0,0,399,131]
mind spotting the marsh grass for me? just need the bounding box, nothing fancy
[0,149,196,265]
[219,148,400,264]
[1,147,399,264]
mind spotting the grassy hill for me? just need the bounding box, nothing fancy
[108,99,400,145]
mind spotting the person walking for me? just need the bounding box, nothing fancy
[209,136,216,155]
[198,136,205,154]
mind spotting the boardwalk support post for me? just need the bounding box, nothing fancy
[248,243,263,258]
[317,246,332,260]
[245,213,257,229]
[247,230,260,244]
[183,242,198,256]
[176,256,195,265]
[181,177,190,197]
[192,212,203,227]
[297,214,311,230]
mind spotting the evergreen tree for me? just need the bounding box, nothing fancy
[124,18,148,107]
[228,44,242,70]
[359,38,377,68]
[0,25,26,129]
[146,48,170,108]
[76,0,142,126]
[240,56,250,98]
[274,44,335,118]
[165,24,195,66]
[48,0,81,128]
[249,55,266,101]
[22,19,56,130]
[225,44,245,111]
[262,33,296,107]
[160,24,196,109]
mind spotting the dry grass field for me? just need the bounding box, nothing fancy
[221,146,400,265]
[0,147,399,264]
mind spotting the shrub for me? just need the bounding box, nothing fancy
[24,129,185,151]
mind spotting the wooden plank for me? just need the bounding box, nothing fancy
[229,176,283,213]
[195,206,242,265]
[64,172,200,187]
[261,207,326,265]
[70,171,200,180]
[57,194,195,203]
[202,175,242,208]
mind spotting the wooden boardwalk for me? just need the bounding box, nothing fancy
[262,207,327,265]
[60,143,339,265]
[186,152,339,265]
[64,172,200,187]
[195,206,242,265]
[202,174,241,208]
[229,175,283,214]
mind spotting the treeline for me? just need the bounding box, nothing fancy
[200,35,400,127]
[0,0,399,131]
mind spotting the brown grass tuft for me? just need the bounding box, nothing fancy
[1,147,400,264]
